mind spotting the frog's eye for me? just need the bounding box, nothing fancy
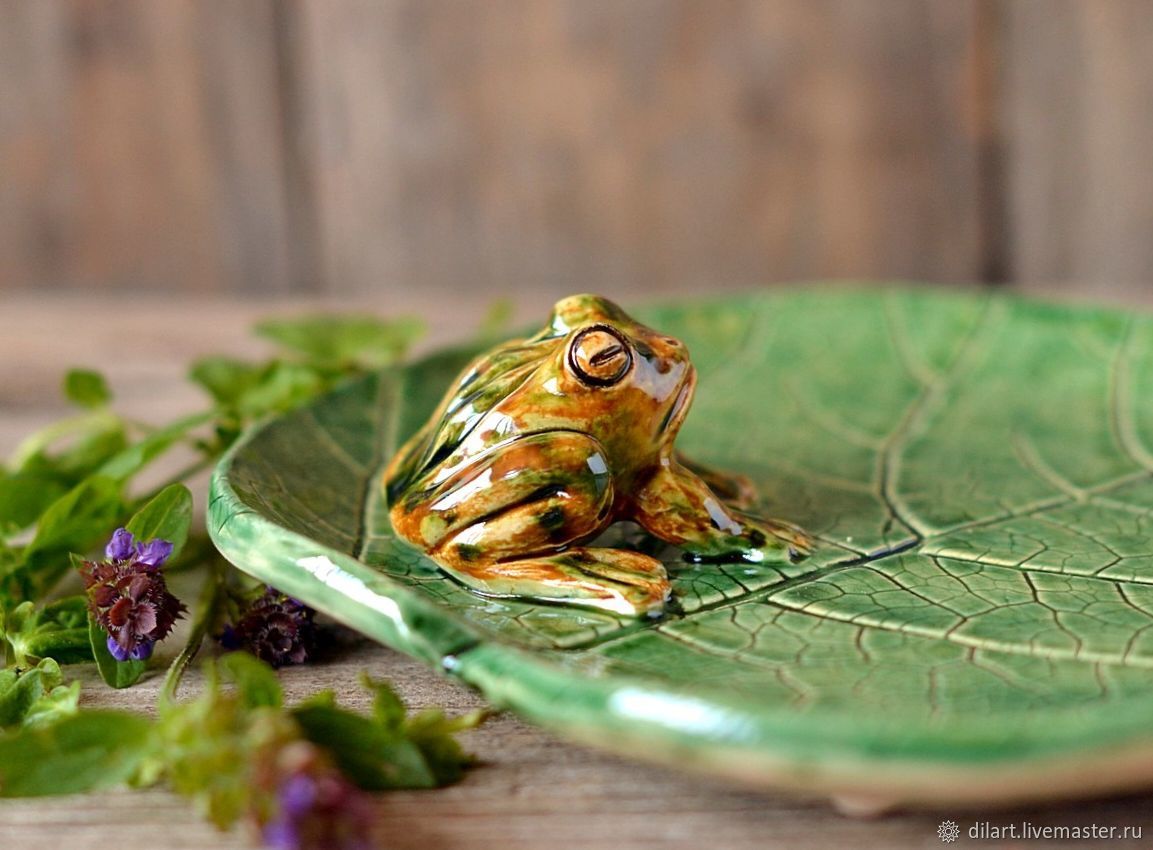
[568,325,633,387]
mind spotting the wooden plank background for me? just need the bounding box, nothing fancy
[1,0,1150,301]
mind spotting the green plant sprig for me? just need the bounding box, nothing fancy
[0,311,491,849]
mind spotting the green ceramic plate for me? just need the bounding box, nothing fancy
[209,288,1153,810]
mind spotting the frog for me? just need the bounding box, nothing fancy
[383,294,812,617]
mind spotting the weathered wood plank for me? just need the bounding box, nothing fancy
[1003,1,1153,293]
[0,0,298,293]
[285,0,987,300]
[0,1,73,291]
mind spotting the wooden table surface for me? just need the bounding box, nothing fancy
[3,288,1153,849]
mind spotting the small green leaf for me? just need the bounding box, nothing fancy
[190,357,326,419]
[12,414,127,485]
[6,476,121,601]
[63,369,111,409]
[255,314,425,369]
[17,629,92,666]
[219,651,282,709]
[20,679,81,730]
[88,615,145,689]
[0,710,151,797]
[291,675,481,791]
[291,703,437,790]
[125,483,193,562]
[95,410,213,482]
[403,708,484,785]
[0,600,35,640]
[237,362,325,417]
[52,426,129,482]
[2,597,93,666]
[189,357,263,407]
[25,476,121,556]
[0,472,68,536]
[0,658,59,728]
[39,596,89,628]
[0,658,80,730]
[363,673,406,731]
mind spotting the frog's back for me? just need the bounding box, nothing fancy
[384,330,562,503]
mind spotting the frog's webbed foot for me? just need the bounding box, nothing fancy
[438,549,670,618]
[698,510,814,564]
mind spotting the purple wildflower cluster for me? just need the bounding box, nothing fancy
[221,587,316,669]
[80,528,185,661]
[262,742,372,850]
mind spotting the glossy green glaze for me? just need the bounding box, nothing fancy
[209,288,1153,805]
[384,295,811,617]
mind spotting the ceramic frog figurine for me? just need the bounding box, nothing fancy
[384,294,812,617]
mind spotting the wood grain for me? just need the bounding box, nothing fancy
[288,0,986,301]
[2,0,992,299]
[4,293,1153,849]
[1003,1,1153,294]
[0,0,297,293]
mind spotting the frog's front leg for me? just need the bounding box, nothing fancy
[631,460,813,564]
[673,451,757,509]
[390,432,670,617]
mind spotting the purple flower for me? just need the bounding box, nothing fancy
[262,748,372,850]
[107,634,156,662]
[222,587,316,669]
[82,529,185,662]
[105,527,136,561]
[135,537,174,569]
[104,526,174,571]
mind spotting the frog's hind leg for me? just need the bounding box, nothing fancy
[429,478,671,616]
[392,430,672,617]
[438,548,669,618]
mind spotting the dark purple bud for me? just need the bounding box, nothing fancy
[262,818,300,850]
[135,538,174,569]
[217,624,242,651]
[278,773,319,818]
[222,587,316,669]
[105,528,136,562]
[263,761,372,850]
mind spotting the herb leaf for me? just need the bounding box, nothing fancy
[88,615,146,689]
[1,598,92,667]
[255,314,425,370]
[0,657,80,731]
[0,472,68,537]
[5,476,122,602]
[291,701,437,789]
[126,484,194,563]
[291,676,482,791]
[63,369,112,409]
[0,710,151,797]
[219,650,283,709]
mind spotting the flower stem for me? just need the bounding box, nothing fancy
[160,558,227,703]
[151,456,217,494]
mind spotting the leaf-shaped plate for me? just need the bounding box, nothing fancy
[209,288,1153,809]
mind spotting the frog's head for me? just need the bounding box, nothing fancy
[539,295,695,462]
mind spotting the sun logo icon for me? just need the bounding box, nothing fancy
[937,820,961,843]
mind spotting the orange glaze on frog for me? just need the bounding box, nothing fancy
[383,294,812,617]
